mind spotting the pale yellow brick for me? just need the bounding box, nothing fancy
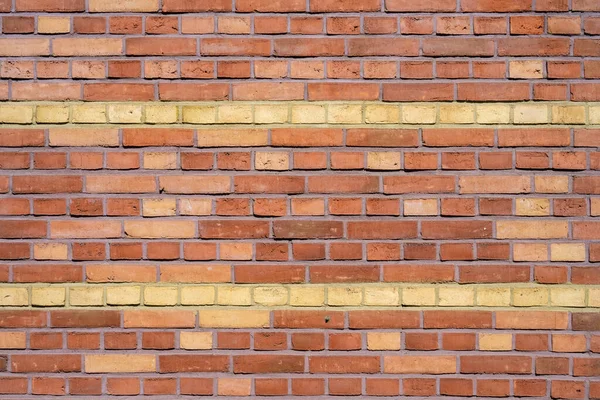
[513,287,548,307]
[145,105,178,124]
[291,104,326,124]
[509,60,544,79]
[38,16,70,33]
[182,106,217,124]
[477,287,511,307]
[106,286,141,305]
[69,286,103,306]
[550,287,586,307]
[593,198,600,216]
[328,287,362,306]
[404,199,438,216]
[255,152,289,171]
[0,288,28,306]
[552,105,586,124]
[365,104,400,124]
[535,175,569,193]
[588,288,600,307]
[479,333,512,351]
[550,243,586,262]
[254,104,289,124]
[85,355,156,373]
[516,198,550,216]
[217,286,251,306]
[143,152,177,169]
[36,105,69,123]
[179,198,212,216]
[364,287,399,306]
[290,286,325,306]
[144,286,178,306]
[328,104,362,124]
[402,287,436,306]
[513,104,549,124]
[513,243,548,262]
[439,104,475,124]
[31,287,65,306]
[367,332,401,350]
[291,198,325,216]
[367,151,401,170]
[107,104,143,124]
[180,332,213,350]
[181,286,215,305]
[496,221,568,239]
[0,332,26,349]
[0,105,34,124]
[401,104,437,124]
[220,243,252,261]
[218,104,253,124]
[199,310,270,328]
[253,287,288,306]
[143,198,177,217]
[34,243,68,260]
[590,105,600,124]
[49,128,118,147]
[72,104,107,123]
[476,104,510,124]
[197,129,268,147]
[438,286,475,306]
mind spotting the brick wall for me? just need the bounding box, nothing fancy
[1,0,600,397]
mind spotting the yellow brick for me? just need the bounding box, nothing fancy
[513,287,548,307]
[291,198,325,216]
[513,243,548,262]
[143,152,177,169]
[593,198,600,217]
[439,104,475,124]
[253,287,288,306]
[0,288,28,306]
[479,333,512,351]
[404,199,438,216]
[72,104,107,123]
[476,104,510,124]
[255,152,289,171]
[31,287,65,306]
[145,105,178,124]
[291,104,326,124]
[217,286,251,306]
[328,104,362,124]
[34,243,68,260]
[124,221,196,239]
[182,106,217,124]
[107,104,143,124]
[106,286,141,305]
[199,310,270,328]
[513,104,549,124]
[36,105,70,123]
[365,104,400,124]
[143,198,177,217]
[550,287,586,307]
[516,198,550,216]
[197,129,268,147]
[552,105,586,124]
[367,151,401,170]
[535,175,569,193]
[327,287,363,306]
[367,332,401,350]
[38,16,70,33]
[476,287,511,307]
[254,104,289,124]
[69,286,103,306]
[496,221,568,239]
[438,286,474,306]
[402,287,436,306]
[0,104,34,124]
[179,198,212,216]
[509,60,544,79]
[552,334,587,352]
[588,288,600,307]
[550,243,586,262]
[218,104,253,124]
[180,332,213,350]
[290,286,325,306]
[180,286,215,305]
[144,287,178,306]
[0,332,26,349]
[364,287,399,306]
[401,104,437,124]
[590,105,600,124]
[49,128,118,147]
[85,355,156,373]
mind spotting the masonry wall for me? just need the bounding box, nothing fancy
[0,0,600,398]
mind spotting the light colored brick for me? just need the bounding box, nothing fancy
[290,286,325,306]
[496,221,568,239]
[535,175,569,193]
[477,287,511,307]
[144,286,178,306]
[328,287,363,306]
[476,104,510,124]
[199,310,270,328]
[72,104,107,123]
[367,332,401,350]
[36,105,70,123]
[89,0,159,12]
[402,104,437,124]
[34,243,68,260]
[552,105,586,124]
[328,104,362,124]
[217,286,252,306]
[182,106,217,124]
[253,287,288,306]
[0,105,34,124]
[367,151,401,170]
[254,104,289,124]
[218,104,253,124]
[291,104,327,124]
[31,287,65,306]
[365,104,400,124]
[218,378,251,397]
[550,287,586,307]
[509,60,544,79]
[107,104,143,124]
[145,105,178,124]
[479,333,512,351]
[143,152,177,169]
[513,243,548,262]
[0,332,26,349]
[38,16,70,34]
[181,286,215,305]
[438,286,474,306]
[550,243,586,262]
[143,198,177,217]
[364,287,399,306]
[516,198,550,216]
[179,198,212,216]
[513,104,549,124]
[220,243,252,261]
[69,286,104,306]
[49,128,118,147]
[180,332,213,350]
[402,287,436,306]
[197,129,268,147]
[0,288,29,306]
[404,199,438,216]
[85,355,156,373]
[106,286,141,305]
[439,104,475,124]
[124,221,196,239]
[552,334,587,353]
[255,152,290,171]
[590,105,600,124]
[513,287,548,307]
[592,198,600,217]
[588,288,600,307]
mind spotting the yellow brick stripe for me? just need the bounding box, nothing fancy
[0,284,597,309]
[0,101,598,126]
